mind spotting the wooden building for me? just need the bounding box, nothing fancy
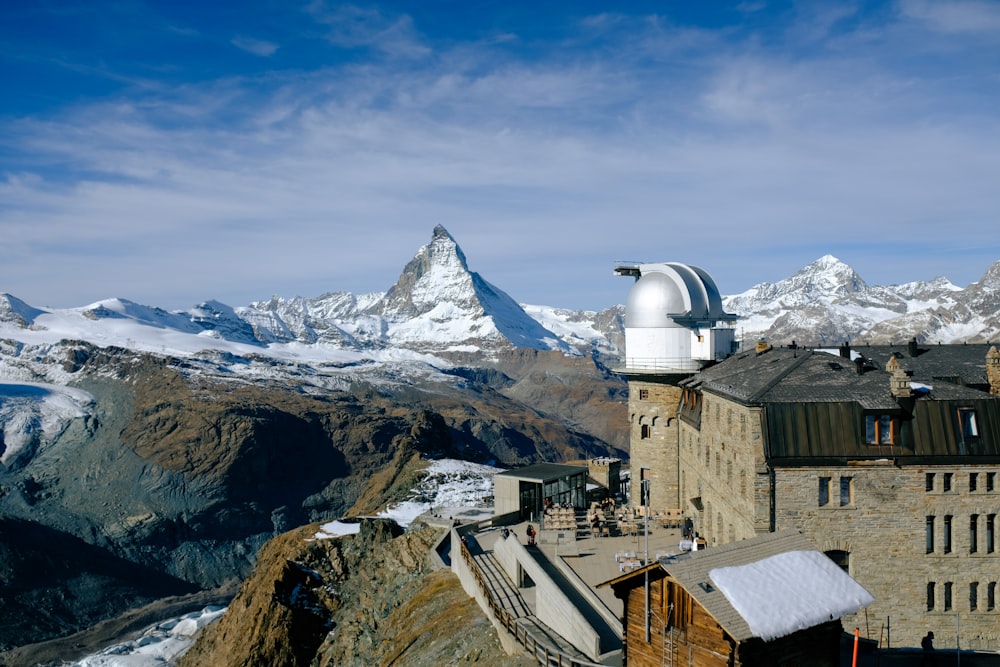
[604,529,873,667]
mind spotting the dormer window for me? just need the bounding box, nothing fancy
[958,408,980,440]
[865,414,896,445]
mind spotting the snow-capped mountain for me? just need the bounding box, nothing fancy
[245,226,574,354]
[0,235,997,374]
[0,226,587,369]
[722,254,999,346]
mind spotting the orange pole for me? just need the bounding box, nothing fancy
[852,627,860,667]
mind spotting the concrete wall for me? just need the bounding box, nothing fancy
[554,555,623,638]
[494,475,520,516]
[450,524,522,656]
[494,532,603,661]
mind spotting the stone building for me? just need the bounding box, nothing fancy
[635,340,1000,649]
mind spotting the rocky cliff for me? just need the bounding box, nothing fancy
[177,518,534,667]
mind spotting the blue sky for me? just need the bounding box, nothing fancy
[2,1,999,311]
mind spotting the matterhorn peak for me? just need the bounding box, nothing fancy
[367,226,572,353]
[371,225,475,318]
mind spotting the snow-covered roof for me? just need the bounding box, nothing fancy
[661,529,873,642]
[710,549,874,642]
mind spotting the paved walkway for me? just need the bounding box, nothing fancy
[509,510,687,615]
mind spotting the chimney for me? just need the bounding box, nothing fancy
[908,338,919,358]
[839,341,851,359]
[887,355,913,398]
[988,346,1000,396]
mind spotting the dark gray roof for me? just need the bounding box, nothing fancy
[495,463,588,482]
[679,345,1000,461]
[684,345,997,405]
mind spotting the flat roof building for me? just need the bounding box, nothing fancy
[493,463,588,519]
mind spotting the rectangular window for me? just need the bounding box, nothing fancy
[989,582,996,612]
[943,473,953,493]
[971,473,979,492]
[638,389,649,400]
[927,582,936,611]
[865,414,895,444]
[819,477,831,507]
[926,472,935,492]
[988,515,996,554]
[958,408,980,439]
[926,516,935,554]
[970,582,979,611]
[971,515,979,554]
[944,515,953,554]
[944,582,953,611]
[988,472,996,492]
[839,476,853,506]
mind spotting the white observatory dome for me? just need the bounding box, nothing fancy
[625,263,726,328]
[617,261,737,373]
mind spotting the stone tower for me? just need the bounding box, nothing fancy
[614,262,737,510]
[988,345,1000,395]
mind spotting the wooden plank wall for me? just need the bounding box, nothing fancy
[624,577,734,667]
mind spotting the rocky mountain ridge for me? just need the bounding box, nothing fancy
[176,518,532,667]
[3,242,998,369]
[723,254,1000,345]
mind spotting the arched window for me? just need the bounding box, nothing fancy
[826,549,850,573]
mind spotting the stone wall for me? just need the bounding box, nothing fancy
[676,393,768,544]
[587,457,622,497]
[774,462,1000,650]
[674,391,1000,649]
[627,380,683,511]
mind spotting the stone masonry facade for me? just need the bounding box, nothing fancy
[665,386,1000,650]
[677,391,768,545]
[627,379,683,511]
[774,462,1000,650]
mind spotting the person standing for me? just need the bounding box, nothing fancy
[920,631,936,666]
[526,524,536,546]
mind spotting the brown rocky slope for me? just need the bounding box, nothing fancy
[178,517,535,667]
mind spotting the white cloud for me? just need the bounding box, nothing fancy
[1,4,998,311]
[900,0,1000,34]
[304,2,430,58]
[231,36,279,57]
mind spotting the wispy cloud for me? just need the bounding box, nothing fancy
[900,0,1000,34]
[231,36,279,57]
[304,2,430,58]
[1,3,998,311]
